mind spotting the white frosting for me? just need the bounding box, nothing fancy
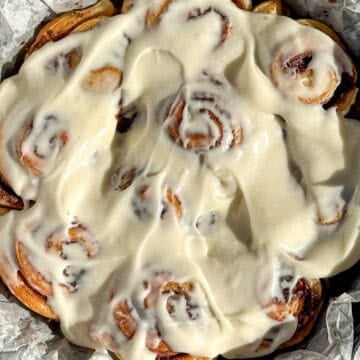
[0,0,360,358]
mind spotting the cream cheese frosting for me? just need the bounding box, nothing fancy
[0,0,360,358]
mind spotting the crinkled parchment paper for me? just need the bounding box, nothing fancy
[0,0,360,359]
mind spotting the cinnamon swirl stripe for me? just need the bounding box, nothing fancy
[187,8,232,46]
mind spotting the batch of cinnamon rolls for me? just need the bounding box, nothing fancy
[0,0,359,359]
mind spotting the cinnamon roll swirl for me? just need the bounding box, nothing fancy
[111,272,202,359]
[164,78,243,152]
[270,31,357,112]
[6,218,99,319]
[16,115,70,177]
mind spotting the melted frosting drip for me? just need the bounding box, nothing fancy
[0,0,360,358]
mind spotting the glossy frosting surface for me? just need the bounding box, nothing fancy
[0,0,360,358]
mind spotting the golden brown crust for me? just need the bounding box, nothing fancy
[26,0,115,56]
[0,257,58,319]
[71,16,107,33]
[253,0,282,14]
[15,241,53,297]
[297,19,344,47]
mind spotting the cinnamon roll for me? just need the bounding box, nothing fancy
[16,115,70,177]
[111,272,202,359]
[297,19,358,114]
[164,79,243,153]
[5,218,99,319]
[270,30,357,112]
[269,279,323,348]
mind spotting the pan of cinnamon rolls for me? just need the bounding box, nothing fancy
[0,0,359,359]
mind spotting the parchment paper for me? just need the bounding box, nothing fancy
[0,0,359,359]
